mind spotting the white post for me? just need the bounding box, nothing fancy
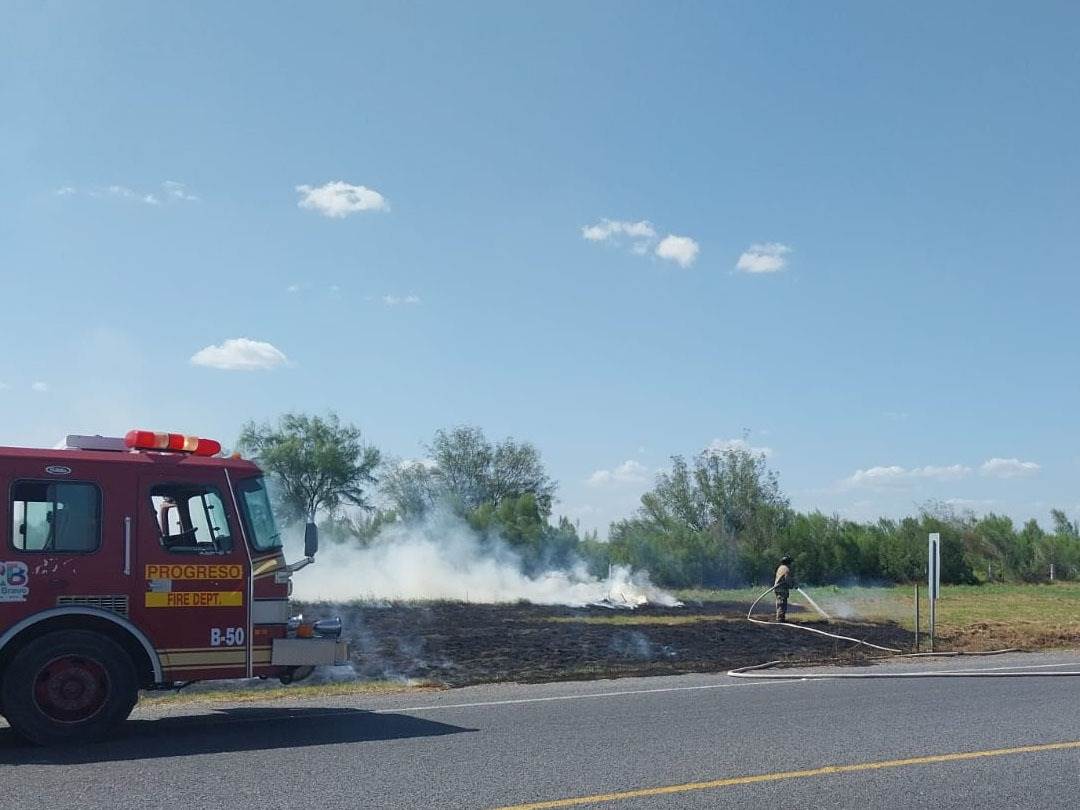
[928,533,941,652]
[1050,563,1055,581]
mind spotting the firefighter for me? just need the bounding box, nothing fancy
[774,555,796,622]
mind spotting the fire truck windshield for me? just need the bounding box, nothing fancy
[234,477,282,551]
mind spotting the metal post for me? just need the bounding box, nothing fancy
[929,593,935,652]
[914,582,920,652]
[928,533,939,653]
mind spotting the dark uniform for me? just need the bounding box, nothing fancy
[774,556,796,622]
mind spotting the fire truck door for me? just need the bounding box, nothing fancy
[133,473,249,680]
[3,462,123,614]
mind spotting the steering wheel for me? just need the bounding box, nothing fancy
[167,527,200,546]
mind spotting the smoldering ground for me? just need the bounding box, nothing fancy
[279,515,910,687]
[278,509,683,683]
[293,599,914,686]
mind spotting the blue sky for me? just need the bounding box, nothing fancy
[2,2,1078,535]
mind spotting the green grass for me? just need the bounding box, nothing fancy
[781,582,1080,630]
[674,582,1080,648]
[923,583,1080,627]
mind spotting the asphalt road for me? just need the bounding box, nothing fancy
[3,651,1080,809]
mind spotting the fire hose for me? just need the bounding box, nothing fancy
[728,585,1080,679]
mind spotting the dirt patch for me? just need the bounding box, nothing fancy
[947,620,1080,653]
[294,600,915,686]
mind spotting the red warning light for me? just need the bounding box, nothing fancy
[124,430,222,457]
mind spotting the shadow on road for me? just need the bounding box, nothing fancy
[0,707,475,765]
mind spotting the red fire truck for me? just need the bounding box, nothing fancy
[0,430,347,744]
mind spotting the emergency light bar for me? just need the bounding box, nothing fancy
[124,430,222,457]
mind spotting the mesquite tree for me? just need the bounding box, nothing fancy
[238,412,380,524]
[380,425,556,519]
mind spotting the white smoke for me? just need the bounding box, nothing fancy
[286,509,681,608]
[818,598,857,619]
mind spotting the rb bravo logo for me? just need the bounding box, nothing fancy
[0,561,30,602]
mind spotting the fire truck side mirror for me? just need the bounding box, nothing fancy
[304,522,318,559]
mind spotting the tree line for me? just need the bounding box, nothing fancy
[238,413,1080,588]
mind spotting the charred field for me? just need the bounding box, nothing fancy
[294,599,914,686]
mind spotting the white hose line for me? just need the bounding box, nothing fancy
[728,662,1080,679]
[731,585,1080,680]
[745,585,902,654]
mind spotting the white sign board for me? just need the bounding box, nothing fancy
[928,533,941,600]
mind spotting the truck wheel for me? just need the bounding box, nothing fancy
[1,630,138,745]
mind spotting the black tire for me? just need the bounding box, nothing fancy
[1,630,138,746]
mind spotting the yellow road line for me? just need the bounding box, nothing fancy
[492,740,1080,810]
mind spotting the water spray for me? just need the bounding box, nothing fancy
[796,587,831,622]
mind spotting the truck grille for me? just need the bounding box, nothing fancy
[57,595,130,618]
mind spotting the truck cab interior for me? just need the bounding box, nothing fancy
[149,483,232,554]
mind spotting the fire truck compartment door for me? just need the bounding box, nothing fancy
[272,638,349,666]
[252,599,292,624]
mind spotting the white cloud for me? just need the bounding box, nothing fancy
[945,498,998,511]
[190,338,289,371]
[398,457,438,471]
[31,381,49,392]
[844,466,906,487]
[587,460,649,487]
[564,504,602,519]
[106,186,160,204]
[706,437,772,457]
[655,235,700,268]
[582,219,699,268]
[918,465,972,480]
[296,181,389,218]
[844,464,972,488]
[163,180,199,201]
[58,182,197,205]
[286,284,302,293]
[581,219,657,243]
[383,294,421,306]
[736,242,792,274]
[980,458,1041,479]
